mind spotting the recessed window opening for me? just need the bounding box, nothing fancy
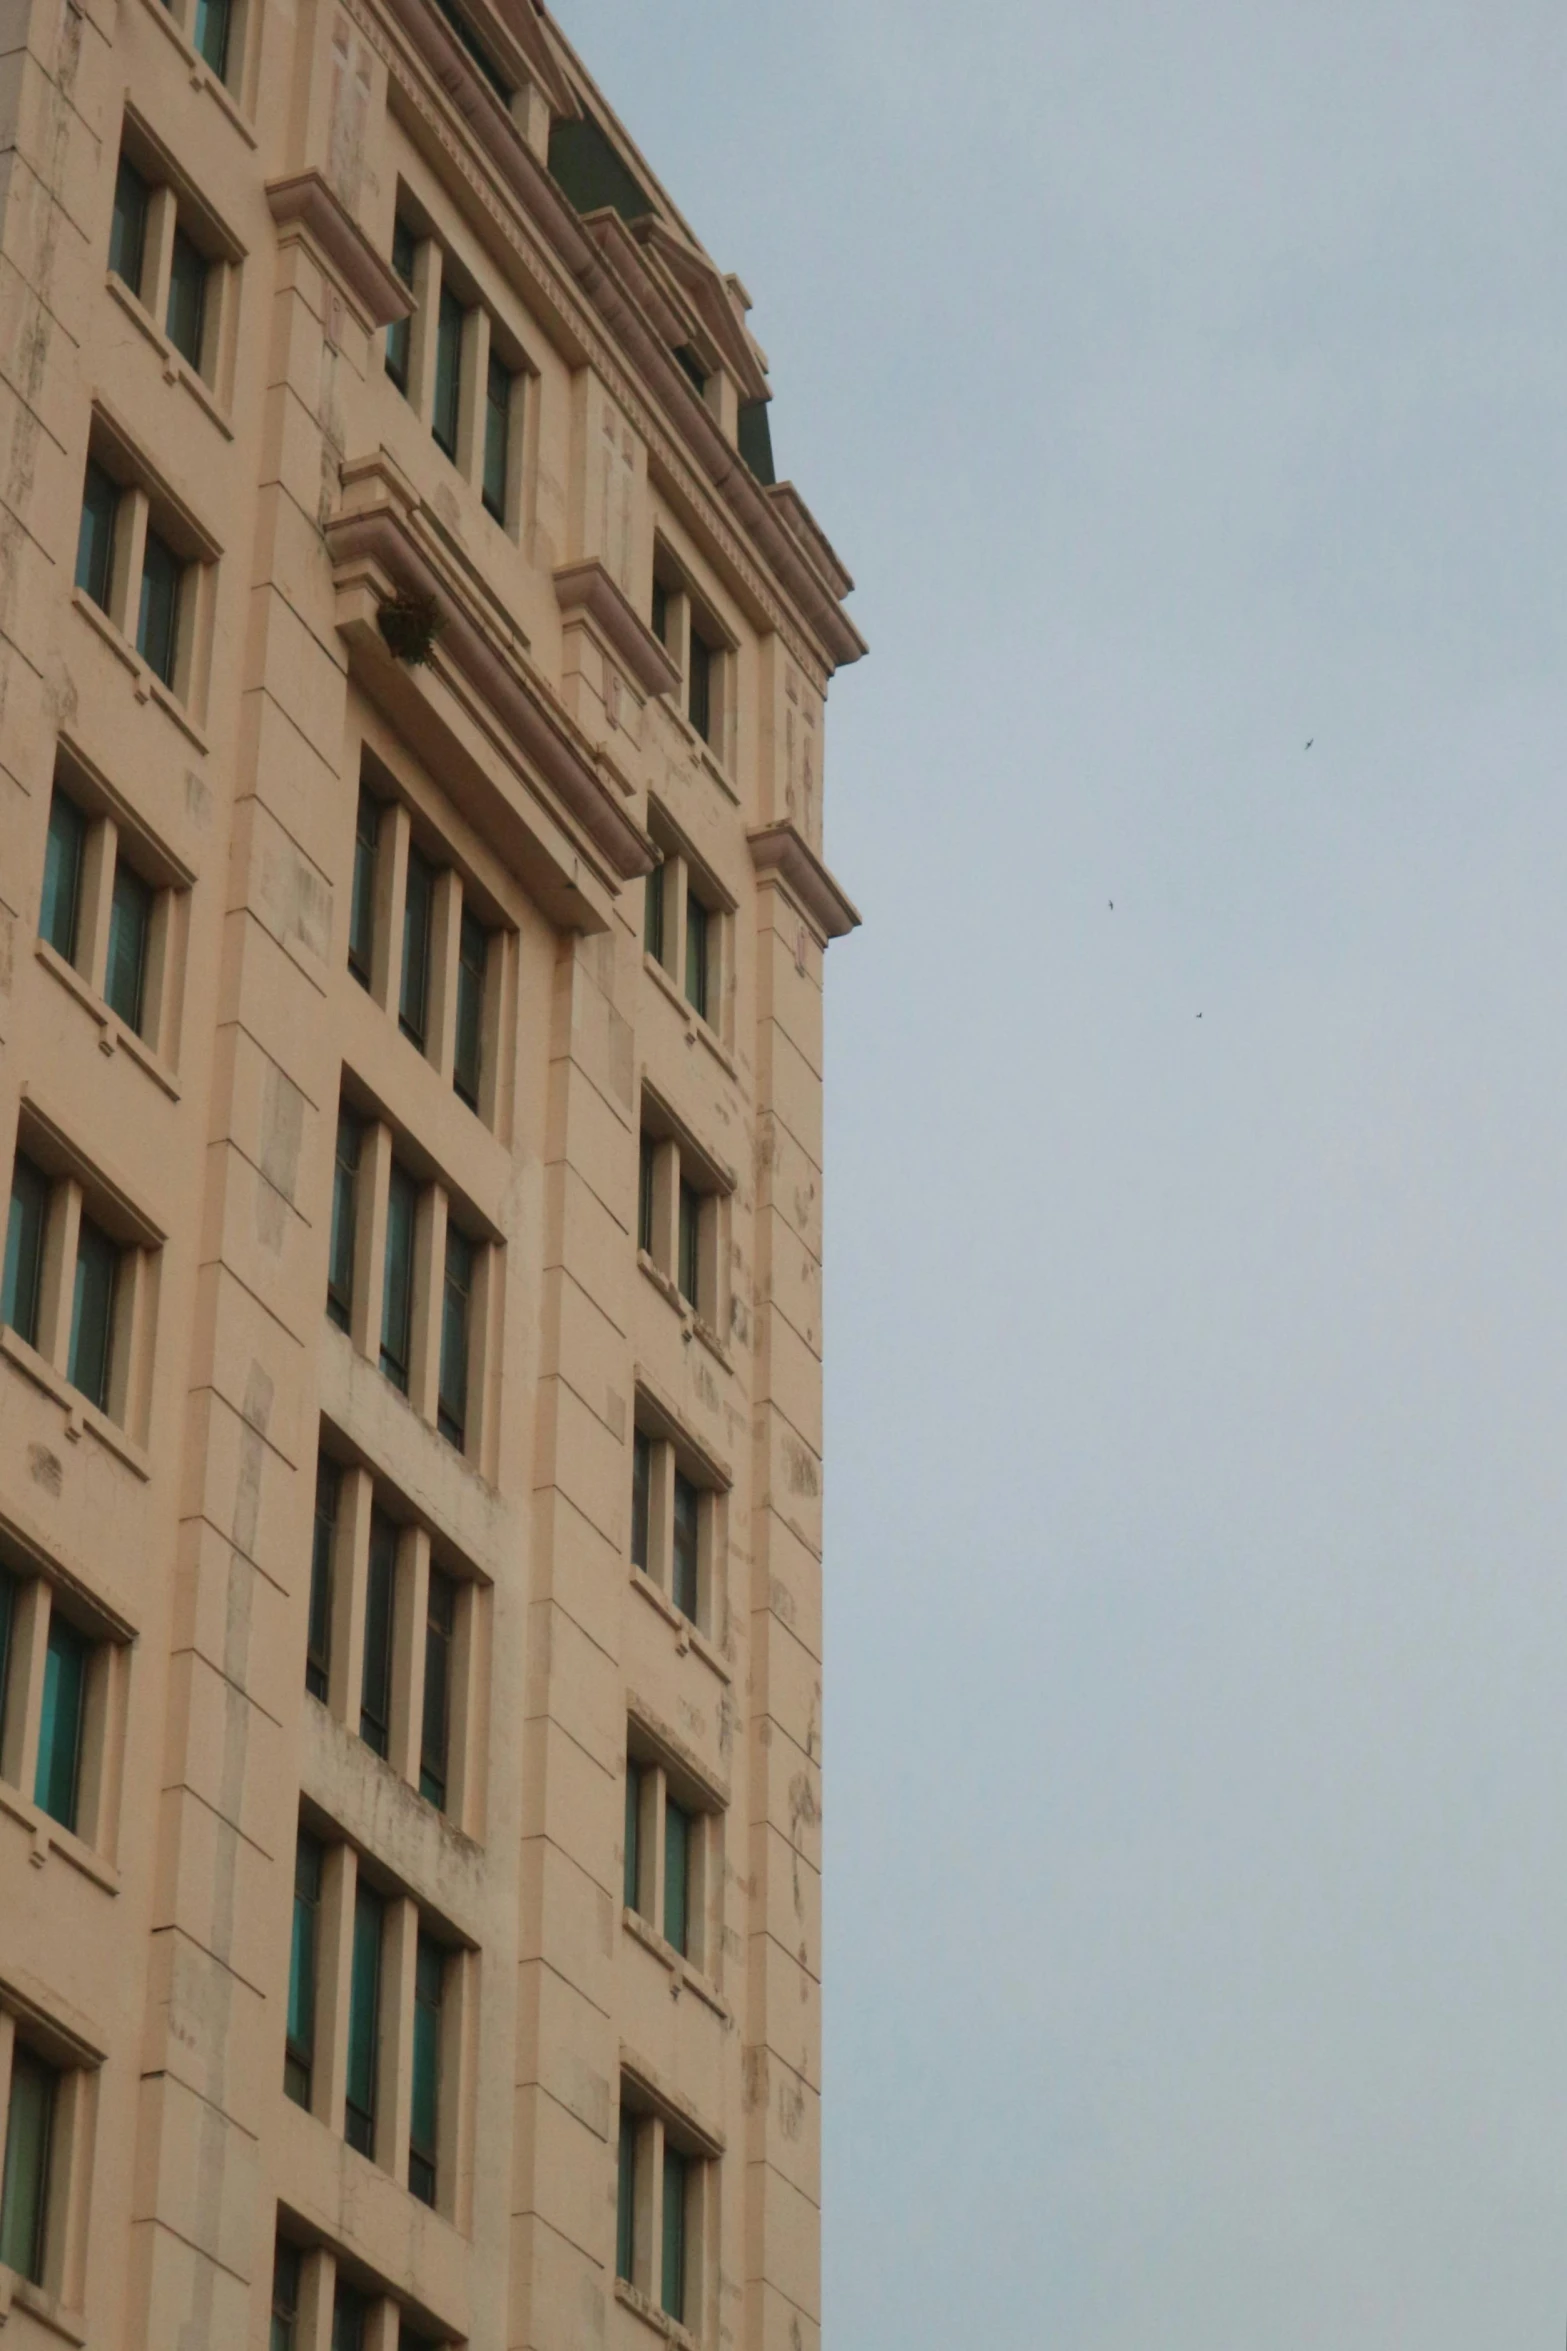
[345,1881,384,2157]
[420,1570,455,1810]
[399,848,434,1048]
[438,1225,472,1450]
[360,1513,398,1759]
[386,218,416,394]
[0,2046,57,2284]
[408,1934,443,2207]
[482,352,512,522]
[328,1110,362,1334]
[308,1457,338,1703]
[432,286,463,461]
[3,1154,49,1349]
[453,909,487,1110]
[285,1828,322,2109]
[349,789,380,989]
[379,1164,417,1393]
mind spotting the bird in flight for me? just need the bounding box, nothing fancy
[1305,738,1314,749]
[1108,899,1114,910]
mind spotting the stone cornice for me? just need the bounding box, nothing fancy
[265,171,412,330]
[552,558,681,698]
[747,821,861,945]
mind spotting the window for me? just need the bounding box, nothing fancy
[677,1180,701,1313]
[67,1214,120,1414]
[432,284,463,460]
[684,892,709,1022]
[399,847,434,1049]
[34,1610,87,1831]
[360,1513,397,1759]
[433,0,511,100]
[385,217,416,393]
[3,1136,157,1427]
[630,1430,652,1575]
[191,0,231,79]
[687,623,713,744]
[453,909,488,1110]
[438,1225,472,1449]
[627,1417,721,1633]
[39,787,85,963]
[137,526,183,688]
[73,426,214,706]
[616,2107,639,2286]
[663,1793,692,1957]
[0,2046,56,2284]
[662,2144,690,2324]
[482,351,511,521]
[285,1830,322,2109]
[349,790,380,988]
[671,1473,700,1622]
[651,579,669,651]
[108,132,231,380]
[420,1571,455,1809]
[75,460,118,611]
[643,857,666,966]
[643,813,727,1035]
[165,227,209,369]
[616,2084,713,2326]
[639,1110,727,1335]
[335,2283,370,2351]
[109,152,149,293]
[104,857,154,1034]
[623,1728,720,1971]
[36,765,185,1052]
[271,2238,301,2351]
[408,1935,443,2207]
[638,1132,656,1259]
[308,1458,338,1702]
[623,1756,644,1913]
[0,1569,13,1757]
[345,1883,384,2156]
[379,1164,417,1394]
[2,1154,48,1347]
[327,1110,361,1333]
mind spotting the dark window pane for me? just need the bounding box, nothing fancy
[0,1567,14,1765]
[482,351,511,520]
[386,219,416,392]
[285,1830,322,2108]
[39,787,86,964]
[638,1134,656,1258]
[630,1430,651,1573]
[678,1182,701,1312]
[34,1610,87,1831]
[3,1155,49,1348]
[663,1794,691,1957]
[684,893,709,1022]
[0,2048,56,2284]
[437,1224,472,1449]
[650,579,669,650]
[672,1473,699,1623]
[643,861,664,965]
[345,1883,384,2155]
[420,1569,454,1809]
[76,460,118,610]
[409,1933,442,2206]
[307,1457,337,1702]
[333,2283,369,2351]
[68,1215,119,1412]
[327,1111,361,1332]
[673,343,707,397]
[432,285,463,459]
[104,857,153,1033]
[379,1165,416,1392]
[192,0,230,76]
[349,790,380,987]
[165,228,208,368]
[433,0,511,99]
[623,1756,642,1911]
[360,1513,396,1757]
[270,2238,301,2351]
[453,906,486,1109]
[109,153,149,292]
[137,528,182,688]
[661,2143,688,2322]
[616,2108,638,2284]
[399,848,434,1049]
[687,627,712,742]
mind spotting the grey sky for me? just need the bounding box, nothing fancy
[555,4,1567,2341]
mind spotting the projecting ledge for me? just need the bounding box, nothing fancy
[747,823,861,945]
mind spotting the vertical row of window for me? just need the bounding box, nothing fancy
[384,207,523,530]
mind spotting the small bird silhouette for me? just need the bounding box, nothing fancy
[1305,738,1314,749]
[1196,1012,1203,1020]
[1108,899,1114,910]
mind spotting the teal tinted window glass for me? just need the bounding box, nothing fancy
[0,2048,55,2284]
[76,460,118,609]
[615,2108,638,2284]
[623,1757,642,1911]
[420,1570,454,1809]
[165,228,208,369]
[630,1430,651,1573]
[137,528,182,687]
[68,1216,118,1412]
[399,848,434,1047]
[437,1225,472,1449]
[285,1830,321,2107]
[684,893,709,1021]
[360,1512,396,1758]
[482,352,510,520]
[409,1933,442,2206]
[345,1884,383,2155]
[307,1458,337,1701]
[385,219,416,392]
[643,860,664,964]
[40,787,86,963]
[638,1134,656,1258]
[432,285,463,458]
[333,2284,369,2351]
[663,1794,691,1956]
[109,152,149,292]
[677,1182,700,1311]
[651,579,669,649]
[270,2238,301,2351]
[379,1165,416,1391]
[660,2144,688,2322]
[3,1155,49,1348]
[327,1110,360,1332]
[349,790,379,985]
[672,1473,699,1623]
[192,0,230,76]
[104,857,153,1033]
[687,627,712,742]
[34,1611,87,1831]
[0,1568,14,1763]
[433,0,511,99]
[453,908,486,1109]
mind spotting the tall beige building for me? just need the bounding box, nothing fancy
[0,0,863,2337]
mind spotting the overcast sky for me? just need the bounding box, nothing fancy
[555,5,1567,2342]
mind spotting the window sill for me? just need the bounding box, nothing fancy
[133,0,257,145]
[104,272,234,440]
[622,1906,731,2023]
[0,2267,90,2345]
[0,1325,152,1482]
[630,1566,730,1686]
[35,938,181,1100]
[641,950,737,1080]
[70,588,209,753]
[0,1773,120,1897]
[635,1254,734,1377]
[655,695,739,808]
[614,2274,702,2348]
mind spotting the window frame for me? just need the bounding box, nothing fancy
[33,746,191,1067]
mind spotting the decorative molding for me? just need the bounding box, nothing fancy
[265,171,413,330]
[553,557,680,698]
[747,821,861,944]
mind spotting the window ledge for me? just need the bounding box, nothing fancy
[621,1907,731,2023]
[635,1254,734,1377]
[614,2274,702,2348]
[654,696,739,808]
[104,272,233,440]
[641,950,737,1079]
[630,1567,731,1686]
[70,587,210,753]
[0,1775,120,1897]
[132,0,257,145]
[34,939,180,1100]
[0,2268,89,2345]
[0,1326,152,1482]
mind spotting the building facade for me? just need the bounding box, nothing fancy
[0,0,863,2339]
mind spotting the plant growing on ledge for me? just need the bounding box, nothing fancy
[377,587,444,666]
